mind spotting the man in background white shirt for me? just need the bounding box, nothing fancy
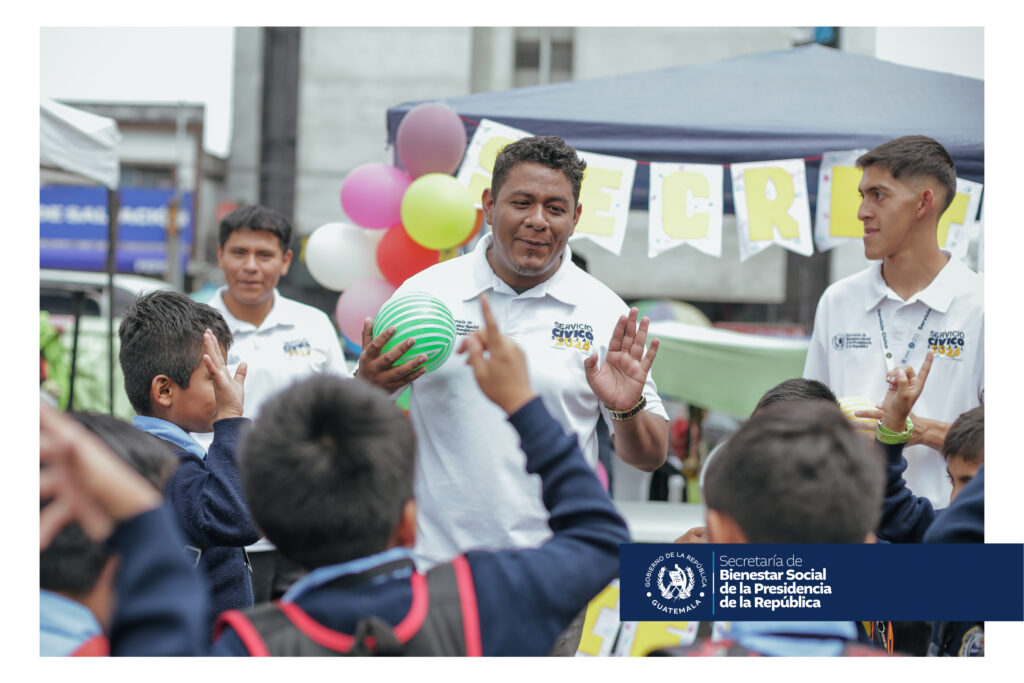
[194,205,349,600]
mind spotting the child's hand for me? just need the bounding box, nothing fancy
[39,401,162,550]
[674,526,707,543]
[879,351,934,433]
[202,329,247,421]
[457,294,536,415]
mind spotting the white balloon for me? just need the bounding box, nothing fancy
[304,222,384,292]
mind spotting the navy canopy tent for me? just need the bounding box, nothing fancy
[386,45,983,212]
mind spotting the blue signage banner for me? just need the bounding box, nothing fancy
[40,185,194,275]
[619,543,1023,622]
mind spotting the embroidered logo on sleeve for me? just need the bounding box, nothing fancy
[929,330,966,360]
[831,333,872,350]
[283,338,312,357]
[552,321,594,352]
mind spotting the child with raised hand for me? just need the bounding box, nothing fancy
[118,291,259,643]
[40,403,207,656]
[210,294,629,656]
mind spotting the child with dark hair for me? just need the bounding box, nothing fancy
[212,295,629,656]
[870,351,985,656]
[654,400,887,656]
[40,408,206,656]
[118,291,259,642]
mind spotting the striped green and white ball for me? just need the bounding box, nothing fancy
[372,292,456,373]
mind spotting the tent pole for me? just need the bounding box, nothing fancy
[107,188,119,415]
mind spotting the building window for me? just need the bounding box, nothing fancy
[514,27,574,87]
[792,27,839,48]
[119,164,175,189]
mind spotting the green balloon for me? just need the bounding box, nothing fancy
[400,173,476,250]
[373,292,457,373]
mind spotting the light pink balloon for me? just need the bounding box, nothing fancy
[395,102,468,178]
[340,163,413,229]
[335,278,397,344]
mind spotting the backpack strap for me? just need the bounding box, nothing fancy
[450,555,482,656]
[70,634,109,657]
[214,607,273,656]
[216,556,482,656]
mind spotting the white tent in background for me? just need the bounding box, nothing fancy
[40,98,121,189]
[40,98,122,412]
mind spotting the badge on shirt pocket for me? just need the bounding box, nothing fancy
[928,329,966,361]
[551,320,594,353]
[283,338,312,358]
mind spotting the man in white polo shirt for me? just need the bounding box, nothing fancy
[357,136,669,567]
[804,136,983,504]
[194,205,350,599]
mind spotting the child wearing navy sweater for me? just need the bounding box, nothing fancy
[118,291,259,643]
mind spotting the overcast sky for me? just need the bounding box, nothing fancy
[41,27,235,156]
[39,26,985,161]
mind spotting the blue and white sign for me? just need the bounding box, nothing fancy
[621,543,1024,622]
[40,185,194,275]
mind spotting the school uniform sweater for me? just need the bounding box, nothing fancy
[211,397,631,656]
[133,415,259,642]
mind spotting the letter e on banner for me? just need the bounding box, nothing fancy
[573,150,637,256]
[813,149,867,252]
[937,178,982,262]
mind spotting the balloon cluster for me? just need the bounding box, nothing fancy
[302,102,481,350]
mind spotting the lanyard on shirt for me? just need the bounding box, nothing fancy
[876,306,931,372]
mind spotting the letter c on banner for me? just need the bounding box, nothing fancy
[744,167,799,241]
[661,170,710,240]
[577,167,624,237]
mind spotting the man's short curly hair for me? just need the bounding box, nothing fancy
[491,136,587,204]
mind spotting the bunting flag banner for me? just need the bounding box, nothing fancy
[455,118,532,209]
[938,178,983,262]
[648,162,724,258]
[572,150,637,256]
[976,202,985,273]
[814,149,868,252]
[731,158,813,262]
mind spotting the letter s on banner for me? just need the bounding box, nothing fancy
[455,118,532,209]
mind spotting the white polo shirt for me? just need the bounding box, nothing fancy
[393,234,667,567]
[803,254,983,504]
[194,288,350,550]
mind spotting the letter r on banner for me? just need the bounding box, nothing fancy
[662,171,711,240]
[743,167,799,241]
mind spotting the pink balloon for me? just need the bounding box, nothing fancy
[395,102,468,178]
[334,278,397,344]
[340,163,413,229]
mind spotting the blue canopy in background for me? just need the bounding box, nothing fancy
[386,45,983,213]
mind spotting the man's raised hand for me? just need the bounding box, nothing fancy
[584,307,660,411]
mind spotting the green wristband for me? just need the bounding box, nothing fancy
[875,417,914,444]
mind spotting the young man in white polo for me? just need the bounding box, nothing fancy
[195,204,350,600]
[356,136,669,568]
[803,135,983,504]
